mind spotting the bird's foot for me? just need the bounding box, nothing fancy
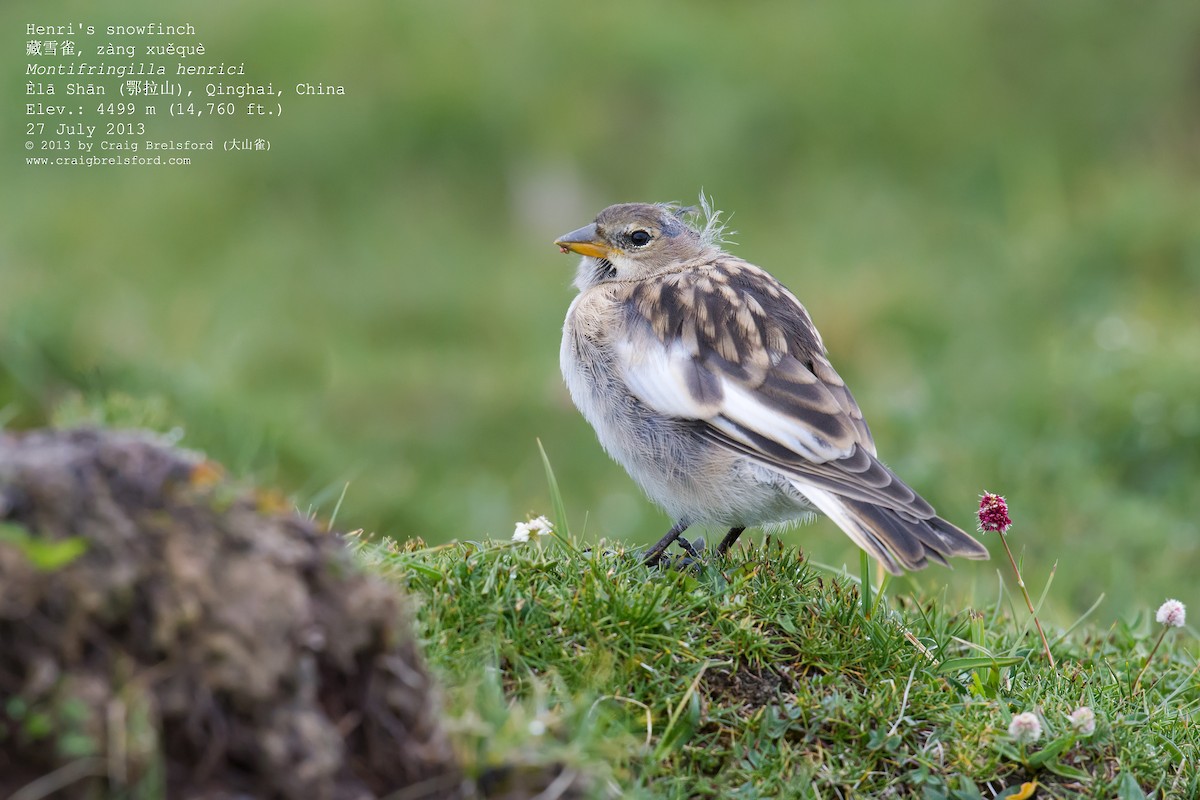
[643,536,707,573]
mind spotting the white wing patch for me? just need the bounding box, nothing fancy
[711,381,851,463]
[618,335,717,418]
[618,331,854,464]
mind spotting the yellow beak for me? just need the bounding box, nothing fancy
[554,223,613,259]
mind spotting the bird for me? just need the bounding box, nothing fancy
[554,199,989,573]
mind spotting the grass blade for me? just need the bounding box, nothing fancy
[859,550,872,618]
[537,438,579,554]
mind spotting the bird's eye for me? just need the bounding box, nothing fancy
[629,229,652,247]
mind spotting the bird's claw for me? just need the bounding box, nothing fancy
[642,536,707,573]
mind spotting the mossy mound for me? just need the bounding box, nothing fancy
[0,428,462,800]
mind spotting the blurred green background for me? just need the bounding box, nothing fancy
[3,1,1198,622]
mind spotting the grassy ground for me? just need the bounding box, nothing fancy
[356,526,1198,798]
[3,2,1199,624]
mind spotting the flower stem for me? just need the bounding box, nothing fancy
[999,531,1056,668]
[1132,626,1169,695]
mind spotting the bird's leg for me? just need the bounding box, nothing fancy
[715,526,746,556]
[642,519,691,565]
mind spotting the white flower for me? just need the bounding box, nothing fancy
[527,719,546,736]
[512,515,553,543]
[1008,712,1042,744]
[1155,599,1186,628]
[527,515,553,536]
[1068,706,1096,736]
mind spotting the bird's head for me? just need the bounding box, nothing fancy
[555,202,716,289]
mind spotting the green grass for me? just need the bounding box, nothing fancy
[3,0,1198,622]
[357,530,1197,798]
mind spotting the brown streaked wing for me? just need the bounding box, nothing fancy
[624,256,934,515]
[625,258,873,450]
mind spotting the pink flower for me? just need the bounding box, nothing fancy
[1068,707,1096,736]
[977,492,1012,534]
[1008,711,1042,744]
[1156,599,1186,628]
[1134,599,1189,693]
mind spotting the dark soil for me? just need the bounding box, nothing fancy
[703,664,792,711]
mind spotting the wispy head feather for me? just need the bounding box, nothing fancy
[661,192,734,248]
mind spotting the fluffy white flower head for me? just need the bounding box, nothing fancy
[1156,599,1186,628]
[512,515,553,543]
[1068,706,1096,736]
[1008,712,1042,744]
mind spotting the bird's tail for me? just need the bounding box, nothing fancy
[797,485,990,574]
